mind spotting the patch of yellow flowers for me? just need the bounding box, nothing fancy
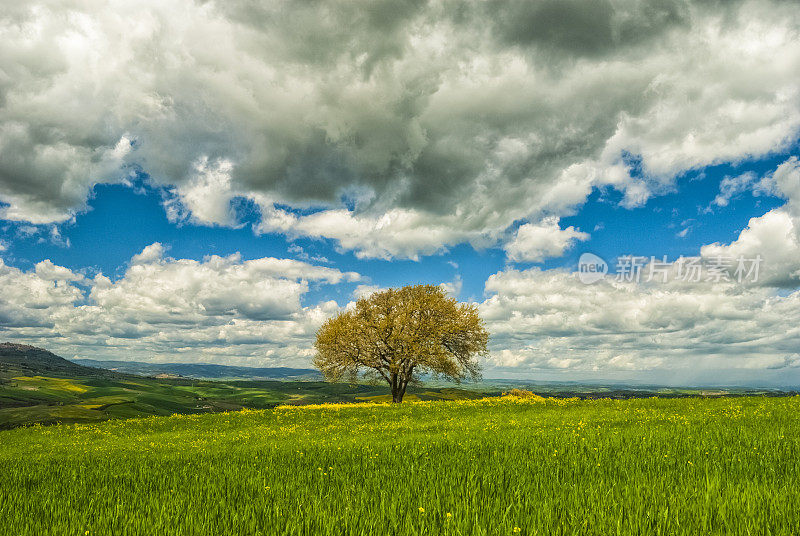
[274,395,580,413]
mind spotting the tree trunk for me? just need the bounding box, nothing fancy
[390,372,403,403]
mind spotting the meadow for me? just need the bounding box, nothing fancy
[1,395,799,535]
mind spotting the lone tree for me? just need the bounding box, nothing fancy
[314,285,489,403]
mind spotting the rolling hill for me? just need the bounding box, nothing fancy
[0,342,100,376]
[2,343,789,430]
[0,343,496,428]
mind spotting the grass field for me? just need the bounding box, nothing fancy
[2,395,799,535]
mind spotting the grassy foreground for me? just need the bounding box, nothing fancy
[1,396,799,535]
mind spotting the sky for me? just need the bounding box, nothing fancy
[2,0,800,386]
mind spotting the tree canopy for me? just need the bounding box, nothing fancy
[313,285,488,402]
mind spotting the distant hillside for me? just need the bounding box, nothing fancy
[70,358,323,381]
[0,343,100,376]
[0,345,488,429]
[3,344,791,430]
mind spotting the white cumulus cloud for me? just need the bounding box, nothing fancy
[0,246,360,366]
[505,217,589,263]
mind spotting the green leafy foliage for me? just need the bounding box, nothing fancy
[315,285,488,402]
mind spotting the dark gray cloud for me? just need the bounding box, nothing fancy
[492,0,619,55]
